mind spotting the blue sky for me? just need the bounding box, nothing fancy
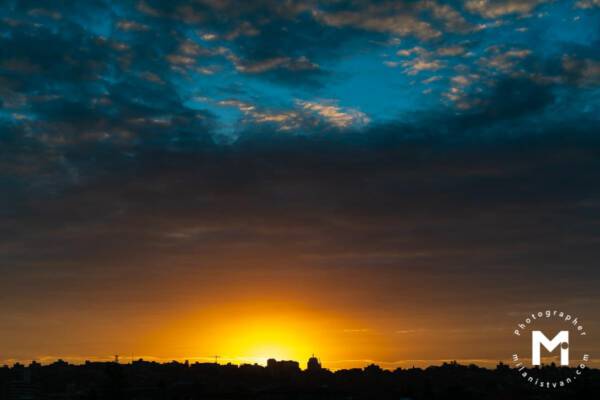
[2,0,598,138]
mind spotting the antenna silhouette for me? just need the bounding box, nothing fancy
[214,355,220,364]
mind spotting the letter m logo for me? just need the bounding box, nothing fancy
[532,331,569,366]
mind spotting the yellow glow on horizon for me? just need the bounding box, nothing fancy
[151,300,342,366]
[139,297,416,370]
[214,314,317,364]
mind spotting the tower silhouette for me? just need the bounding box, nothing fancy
[307,354,322,371]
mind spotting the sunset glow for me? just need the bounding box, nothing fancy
[1,0,600,376]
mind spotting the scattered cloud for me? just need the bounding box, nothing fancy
[464,0,549,18]
[403,58,444,75]
[437,45,467,57]
[575,0,600,9]
[116,20,150,32]
[230,55,319,74]
[479,47,532,73]
[214,98,370,131]
[297,100,370,129]
[313,4,441,40]
[562,55,600,85]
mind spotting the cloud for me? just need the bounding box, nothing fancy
[403,58,444,75]
[422,75,443,84]
[479,47,532,73]
[420,1,473,33]
[562,55,600,86]
[397,46,429,57]
[217,99,302,131]
[464,0,549,18]
[313,0,475,39]
[313,7,441,40]
[393,43,468,76]
[116,20,150,32]
[3,113,600,307]
[130,0,339,86]
[27,8,62,20]
[451,75,475,86]
[436,45,467,57]
[456,77,556,122]
[575,0,600,9]
[213,99,369,131]
[229,55,319,74]
[297,100,370,128]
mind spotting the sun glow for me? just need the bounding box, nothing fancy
[216,314,316,364]
[153,301,339,366]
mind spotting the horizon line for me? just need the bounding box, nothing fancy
[4,356,598,371]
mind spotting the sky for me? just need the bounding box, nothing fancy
[1,0,600,369]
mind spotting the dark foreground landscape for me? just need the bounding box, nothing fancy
[2,358,598,400]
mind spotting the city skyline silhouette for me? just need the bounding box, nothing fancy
[2,356,599,399]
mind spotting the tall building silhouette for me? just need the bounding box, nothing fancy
[307,355,322,371]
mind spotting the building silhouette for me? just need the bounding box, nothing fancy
[0,358,598,399]
[307,354,322,372]
[266,358,300,377]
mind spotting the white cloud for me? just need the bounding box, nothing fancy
[402,58,444,75]
[312,5,440,40]
[575,0,600,9]
[464,0,549,18]
[297,100,370,129]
